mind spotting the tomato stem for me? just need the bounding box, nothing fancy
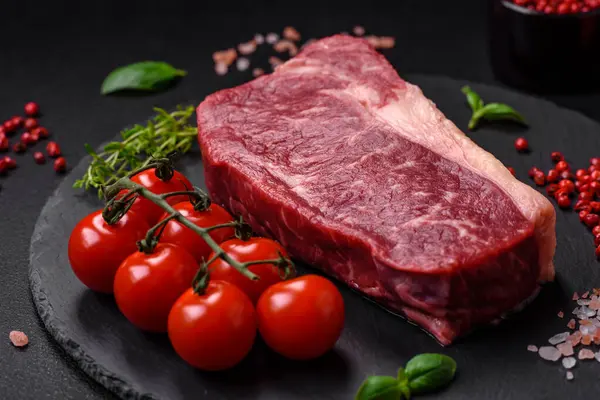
[104,176,294,284]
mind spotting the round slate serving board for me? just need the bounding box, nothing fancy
[29,75,600,399]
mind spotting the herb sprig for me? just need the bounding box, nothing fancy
[462,86,526,130]
[73,105,196,197]
[355,353,457,400]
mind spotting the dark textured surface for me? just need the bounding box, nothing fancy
[30,76,600,399]
[2,0,600,399]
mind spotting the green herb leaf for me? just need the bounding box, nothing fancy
[73,105,197,197]
[461,86,484,113]
[355,376,405,400]
[101,61,187,95]
[404,353,456,395]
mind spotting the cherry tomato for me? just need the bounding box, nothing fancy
[257,275,344,360]
[68,210,149,293]
[114,243,198,332]
[159,202,234,263]
[168,281,256,371]
[122,169,194,225]
[208,237,292,304]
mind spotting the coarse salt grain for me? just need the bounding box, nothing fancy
[273,40,298,56]
[567,319,576,329]
[539,346,561,361]
[283,26,301,41]
[213,48,237,66]
[573,292,580,301]
[582,291,590,299]
[9,331,28,347]
[353,25,366,36]
[238,40,257,55]
[589,299,600,310]
[557,342,574,356]
[578,348,595,360]
[577,299,591,306]
[582,335,592,345]
[566,371,574,381]
[268,56,283,68]
[562,357,576,369]
[548,331,570,345]
[252,68,265,78]
[236,58,250,72]
[558,311,564,318]
[215,63,228,76]
[254,34,265,45]
[266,33,279,44]
[527,344,538,352]
[595,352,600,362]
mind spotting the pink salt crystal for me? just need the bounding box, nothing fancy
[566,371,574,381]
[582,335,592,346]
[557,342,574,357]
[353,25,366,36]
[593,288,600,296]
[283,26,301,42]
[527,345,538,352]
[236,57,250,72]
[558,311,564,318]
[573,292,580,301]
[568,332,582,346]
[589,299,600,310]
[9,331,28,347]
[595,352,600,362]
[539,346,561,361]
[252,68,265,78]
[582,291,590,299]
[212,48,237,66]
[567,319,577,329]
[238,40,257,55]
[578,348,595,360]
[214,63,228,76]
[266,33,279,44]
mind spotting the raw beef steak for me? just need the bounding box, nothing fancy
[197,35,556,345]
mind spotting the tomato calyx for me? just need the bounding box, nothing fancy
[102,190,139,225]
[136,214,178,253]
[153,152,177,181]
[233,216,253,241]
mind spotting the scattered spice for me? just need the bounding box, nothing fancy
[557,342,574,356]
[353,25,366,36]
[236,58,250,72]
[54,157,67,173]
[365,35,396,49]
[511,0,600,14]
[238,40,257,56]
[254,33,265,45]
[283,26,301,41]
[252,68,265,78]
[562,357,576,369]
[33,151,45,164]
[24,102,39,116]
[527,344,538,352]
[557,311,564,318]
[274,40,298,56]
[212,48,237,66]
[266,32,279,44]
[215,63,228,76]
[9,330,28,347]
[269,56,284,68]
[567,318,577,329]
[566,371,574,381]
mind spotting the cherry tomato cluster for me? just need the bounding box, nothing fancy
[511,0,600,14]
[0,102,67,176]
[68,167,345,370]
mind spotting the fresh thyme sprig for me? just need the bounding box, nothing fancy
[73,105,197,197]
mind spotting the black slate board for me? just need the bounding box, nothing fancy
[29,75,600,400]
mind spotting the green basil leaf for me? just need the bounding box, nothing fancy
[461,86,484,112]
[355,376,404,400]
[84,143,97,157]
[101,61,186,95]
[103,142,123,152]
[404,353,456,395]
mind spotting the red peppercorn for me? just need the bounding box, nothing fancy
[591,201,600,213]
[556,160,570,173]
[576,169,588,179]
[515,137,529,152]
[528,166,541,178]
[0,159,8,175]
[20,132,36,146]
[24,102,40,117]
[580,175,592,184]
[53,157,67,173]
[0,136,8,152]
[547,169,559,183]
[591,170,600,181]
[594,225,600,236]
[23,118,38,131]
[557,2,570,13]
[33,151,46,164]
[594,234,600,247]
[580,210,590,222]
[591,181,600,193]
[559,179,575,193]
[557,194,571,209]
[13,142,26,153]
[11,116,23,128]
[590,165,599,174]
[595,245,600,259]
[3,119,17,133]
[580,183,591,193]
[534,171,546,186]
[591,157,600,166]
[46,141,61,158]
[3,156,16,169]
[32,127,49,139]
[546,184,559,196]
[575,199,591,211]
[507,166,516,176]
[584,213,600,228]
[560,170,575,181]
[0,126,5,136]
[579,191,595,201]
[551,151,564,163]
